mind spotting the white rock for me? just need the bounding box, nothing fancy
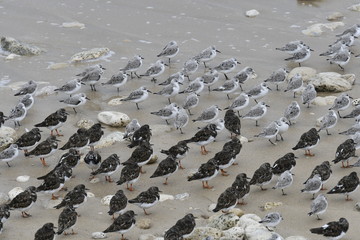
[237,214,262,229]
[151,124,173,136]
[87,192,95,198]
[1,36,44,56]
[326,12,344,21]
[8,187,23,200]
[90,177,100,184]
[35,86,58,97]
[159,194,174,202]
[95,132,125,149]
[309,72,355,92]
[353,98,360,106]
[285,237,308,240]
[208,203,216,212]
[62,22,85,29]
[0,192,10,205]
[5,53,20,60]
[43,199,62,209]
[101,195,113,206]
[97,111,130,127]
[221,227,245,239]
[207,213,240,230]
[108,98,124,106]
[261,202,283,211]
[0,126,17,150]
[92,232,107,239]
[288,67,317,82]
[239,135,248,144]
[245,9,260,17]
[136,218,152,229]
[175,192,190,200]
[47,62,70,70]
[186,227,222,240]
[348,3,360,11]
[355,202,360,211]
[302,22,344,37]
[70,47,111,63]
[77,119,95,129]
[16,175,30,183]
[313,96,337,107]
[245,228,273,240]
[139,234,157,240]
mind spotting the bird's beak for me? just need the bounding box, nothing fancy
[147,90,152,93]
[178,82,183,85]
[267,86,272,90]
[236,61,241,64]
[81,81,86,85]
[164,63,169,67]
[86,97,91,100]
[349,96,353,99]
[141,57,144,60]
[266,104,270,108]
[310,49,314,51]
[216,50,221,53]
[85,188,90,190]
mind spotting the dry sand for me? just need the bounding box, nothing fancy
[1,0,360,239]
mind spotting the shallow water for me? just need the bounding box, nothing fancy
[1,0,360,239]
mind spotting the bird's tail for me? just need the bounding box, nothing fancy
[310,227,323,234]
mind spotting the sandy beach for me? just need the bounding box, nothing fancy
[1,0,360,239]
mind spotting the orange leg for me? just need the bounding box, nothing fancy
[220,169,229,176]
[40,158,48,167]
[55,129,63,136]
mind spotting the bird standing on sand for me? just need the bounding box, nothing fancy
[292,128,320,156]
[301,84,317,108]
[310,217,349,240]
[35,108,68,136]
[308,194,328,220]
[34,223,56,240]
[108,190,128,220]
[76,64,105,91]
[25,136,60,166]
[184,123,217,155]
[120,55,143,79]
[164,213,196,240]
[273,170,294,195]
[249,162,273,191]
[120,86,151,110]
[327,172,359,201]
[103,210,136,240]
[259,212,283,231]
[188,159,219,189]
[91,154,121,182]
[8,186,37,218]
[157,41,179,64]
[128,186,162,215]
[332,139,357,168]
[212,186,238,213]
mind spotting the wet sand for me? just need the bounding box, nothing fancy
[1,0,360,239]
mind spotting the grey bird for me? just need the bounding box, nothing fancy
[308,194,328,220]
[301,174,322,199]
[14,80,37,96]
[301,84,317,108]
[76,64,105,91]
[273,170,294,195]
[120,55,143,79]
[259,212,283,230]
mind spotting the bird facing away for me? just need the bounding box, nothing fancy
[164,213,196,240]
[249,162,273,190]
[272,170,294,195]
[327,171,359,201]
[308,194,328,220]
[34,222,56,240]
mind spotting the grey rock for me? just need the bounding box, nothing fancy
[1,36,44,56]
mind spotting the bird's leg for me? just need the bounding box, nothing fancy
[136,103,140,110]
[107,176,114,183]
[316,215,321,220]
[128,184,134,191]
[281,189,287,195]
[140,166,146,174]
[165,120,169,125]
[326,129,331,135]
[346,160,350,168]
[280,134,284,141]
[255,120,259,127]
[224,73,229,80]
[168,98,172,104]
[238,199,247,205]
[239,85,244,91]
[346,194,352,201]
[338,111,342,118]
[269,139,276,145]
[151,78,157,83]
[220,169,229,176]
[51,194,59,200]
[180,128,184,134]
[71,229,77,235]
[73,108,77,114]
[40,158,48,167]
[6,162,11,167]
[227,94,230,99]
[50,130,54,136]
[293,92,296,98]
[55,129,63,136]
[275,135,279,141]
[163,178,168,185]
[276,84,279,91]
[143,209,150,215]
[260,186,267,191]
[204,181,213,189]
[187,109,193,115]
[339,65,344,71]
[312,193,315,200]
[22,211,31,218]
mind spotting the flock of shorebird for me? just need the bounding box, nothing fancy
[0,23,360,240]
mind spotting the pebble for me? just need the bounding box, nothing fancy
[348,3,360,11]
[0,126,17,150]
[175,192,190,200]
[5,53,20,60]
[107,98,125,106]
[70,47,111,63]
[92,232,107,239]
[16,175,30,183]
[302,22,344,37]
[90,178,100,184]
[77,119,95,129]
[245,9,259,17]
[326,12,344,21]
[136,218,152,229]
[147,154,158,165]
[94,132,125,149]
[35,86,58,97]
[8,187,23,200]
[261,202,283,211]
[0,192,10,205]
[355,202,360,211]
[97,111,131,127]
[87,192,95,198]
[159,194,174,202]
[47,62,70,70]
[353,98,360,106]
[101,195,114,206]
[62,22,85,29]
